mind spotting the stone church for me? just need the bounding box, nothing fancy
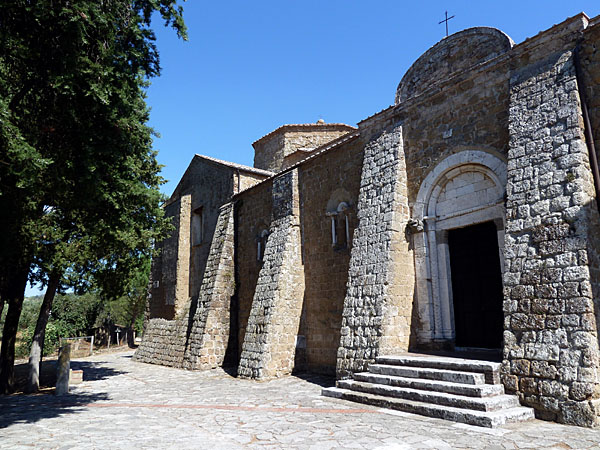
[135,13,600,427]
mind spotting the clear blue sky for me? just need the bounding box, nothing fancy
[148,1,600,197]
[25,1,600,296]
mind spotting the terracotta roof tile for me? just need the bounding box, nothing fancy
[193,154,274,177]
[252,123,357,147]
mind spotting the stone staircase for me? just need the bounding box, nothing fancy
[322,354,535,428]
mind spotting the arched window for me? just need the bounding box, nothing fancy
[257,229,269,262]
[327,201,351,250]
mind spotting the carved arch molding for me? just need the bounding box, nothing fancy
[411,150,507,345]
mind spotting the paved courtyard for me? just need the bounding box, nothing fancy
[1,350,600,449]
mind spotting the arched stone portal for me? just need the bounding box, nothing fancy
[412,150,507,348]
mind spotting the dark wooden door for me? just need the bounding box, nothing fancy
[448,221,504,349]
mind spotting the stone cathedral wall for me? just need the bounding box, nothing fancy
[234,180,273,358]
[135,13,600,427]
[502,16,600,426]
[135,202,237,368]
[579,21,600,313]
[400,60,510,204]
[297,137,364,374]
[148,159,236,320]
[238,170,305,378]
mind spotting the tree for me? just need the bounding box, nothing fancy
[96,256,150,342]
[0,0,186,394]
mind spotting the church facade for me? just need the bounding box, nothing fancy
[135,14,600,426]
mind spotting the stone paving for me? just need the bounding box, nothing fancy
[1,350,600,449]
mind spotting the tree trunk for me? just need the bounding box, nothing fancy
[127,323,135,348]
[26,271,61,393]
[0,299,5,322]
[0,268,29,394]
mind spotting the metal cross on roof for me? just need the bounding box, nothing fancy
[439,11,455,37]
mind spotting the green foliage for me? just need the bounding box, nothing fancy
[14,293,102,358]
[0,2,185,383]
[16,297,43,331]
[94,258,149,333]
[17,321,74,358]
[0,0,185,297]
[0,297,42,339]
[51,293,103,334]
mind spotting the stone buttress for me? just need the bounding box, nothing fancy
[503,22,600,425]
[134,203,236,368]
[336,124,416,378]
[182,202,236,370]
[237,169,305,378]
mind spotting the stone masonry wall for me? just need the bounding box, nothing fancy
[283,129,351,159]
[183,203,236,370]
[503,48,600,426]
[299,138,363,374]
[579,24,600,321]
[135,203,237,368]
[174,194,192,318]
[400,59,510,206]
[253,133,285,173]
[234,180,273,358]
[253,126,354,173]
[133,318,187,367]
[147,158,237,321]
[336,124,415,378]
[396,27,512,104]
[238,169,305,378]
[148,200,180,319]
[237,172,269,193]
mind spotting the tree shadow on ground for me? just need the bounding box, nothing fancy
[291,372,336,388]
[12,359,128,389]
[1,358,128,428]
[70,360,127,381]
[0,391,110,428]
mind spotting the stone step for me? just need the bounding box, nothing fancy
[353,372,505,397]
[376,355,501,384]
[369,363,486,385]
[321,387,535,428]
[337,380,518,412]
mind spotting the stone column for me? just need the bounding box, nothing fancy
[174,194,192,318]
[237,169,305,379]
[504,48,600,426]
[336,123,415,378]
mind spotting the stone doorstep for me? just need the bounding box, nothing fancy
[321,355,534,428]
[352,372,505,397]
[69,369,83,385]
[377,355,501,384]
[368,364,487,385]
[336,380,519,412]
[321,387,534,428]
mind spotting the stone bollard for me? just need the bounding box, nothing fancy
[70,369,83,384]
[56,343,71,395]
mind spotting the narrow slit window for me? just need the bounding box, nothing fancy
[192,207,203,246]
[257,229,269,261]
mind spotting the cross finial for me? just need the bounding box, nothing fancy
[439,11,455,37]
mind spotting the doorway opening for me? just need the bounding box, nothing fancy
[448,221,503,349]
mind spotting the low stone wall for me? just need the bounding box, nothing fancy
[133,318,187,367]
